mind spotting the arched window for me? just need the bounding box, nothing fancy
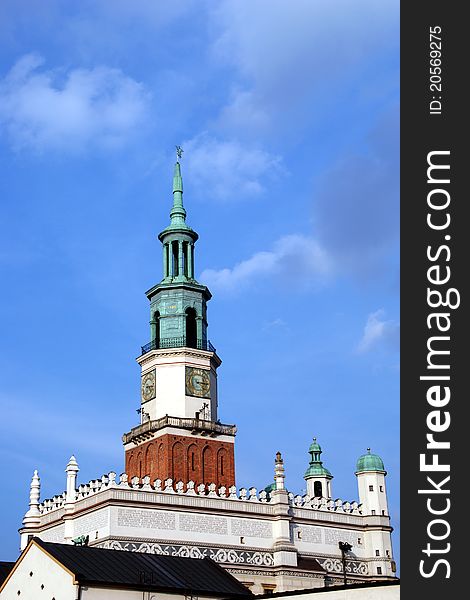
[145,443,155,478]
[185,307,197,348]
[158,443,165,480]
[217,448,228,480]
[172,241,179,276]
[202,446,215,485]
[172,442,185,483]
[127,454,135,478]
[137,452,143,479]
[314,481,323,498]
[187,444,198,479]
[153,311,160,348]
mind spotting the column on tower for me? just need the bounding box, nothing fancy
[178,240,184,277]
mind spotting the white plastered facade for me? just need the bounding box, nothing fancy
[19,468,396,594]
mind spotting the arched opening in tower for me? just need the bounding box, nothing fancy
[314,481,323,498]
[153,311,160,348]
[183,242,190,278]
[185,307,197,348]
[172,240,179,276]
[202,446,215,485]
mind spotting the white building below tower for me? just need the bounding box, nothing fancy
[18,442,396,594]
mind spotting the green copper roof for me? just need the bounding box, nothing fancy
[356,448,385,473]
[308,439,322,453]
[304,437,332,479]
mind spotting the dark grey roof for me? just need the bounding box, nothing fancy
[0,562,15,586]
[34,539,251,597]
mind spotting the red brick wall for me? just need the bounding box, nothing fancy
[125,433,235,489]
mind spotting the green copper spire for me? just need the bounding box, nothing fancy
[159,147,197,237]
[169,160,187,225]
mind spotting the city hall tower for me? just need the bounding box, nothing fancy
[123,151,236,489]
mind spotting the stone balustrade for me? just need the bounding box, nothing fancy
[37,472,362,516]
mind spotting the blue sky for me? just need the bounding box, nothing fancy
[0,0,399,564]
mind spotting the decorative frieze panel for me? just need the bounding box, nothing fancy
[74,510,108,536]
[117,508,175,530]
[179,513,228,535]
[293,524,322,543]
[324,528,357,546]
[114,507,274,542]
[98,540,274,567]
[316,557,368,576]
[231,518,272,539]
[38,524,64,543]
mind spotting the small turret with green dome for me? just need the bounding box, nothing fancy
[355,447,389,519]
[304,438,332,478]
[356,448,386,474]
[304,437,333,498]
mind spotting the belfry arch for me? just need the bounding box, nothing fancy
[185,307,197,348]
[151,311,160,348]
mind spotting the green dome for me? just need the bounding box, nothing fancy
[356,449,385,473]
[308,439,322,453]
[264,482,276,495]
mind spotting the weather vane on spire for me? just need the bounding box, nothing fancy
[175,145,184,162]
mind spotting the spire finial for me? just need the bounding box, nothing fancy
[367,447,371,453]
[170,148,186,224]
[66,455,79,472]
[65,455,79,511]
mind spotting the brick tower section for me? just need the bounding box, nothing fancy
[125,434,235,489]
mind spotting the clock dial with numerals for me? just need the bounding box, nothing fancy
[141,370,156,402]
[185,367,210,398]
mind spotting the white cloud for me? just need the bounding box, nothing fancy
[182,132,284,201]
[201,234,332,292]
[210,0,398,135]
[217,89,270,135]
[0,53,150,152]
[357,309,399,353]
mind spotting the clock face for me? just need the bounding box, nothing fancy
[185,367,210,398]
[141,370,156,402]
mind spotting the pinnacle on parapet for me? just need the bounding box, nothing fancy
[66,455,79,472]
[23,470,41,521]
[274,451,286,490]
